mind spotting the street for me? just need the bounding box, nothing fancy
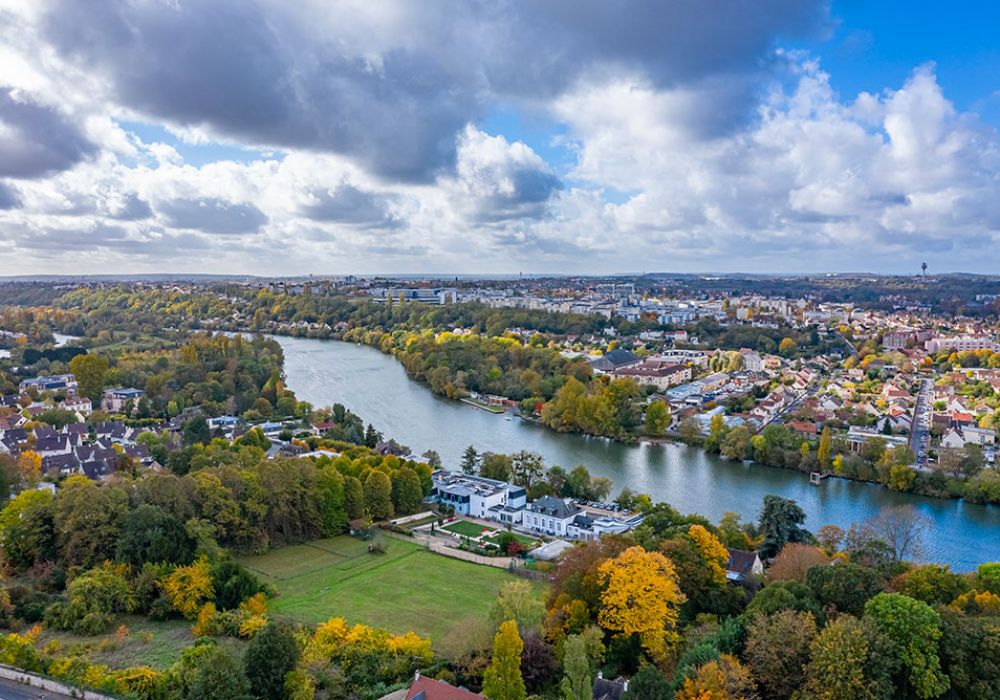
[910,378,933,470]
[0,677,80,700]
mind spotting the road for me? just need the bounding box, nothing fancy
[909,378,933,470]
[0,677,80,700]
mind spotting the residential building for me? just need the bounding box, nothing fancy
[740,350,763,372]
[430,471,525,519]
[610,361,691,390]
[523,496,583,537]
[19,374,77,394]
[726,549,763,582]
[941,425,996,449]
[589,348,640,373]
[101,387,145,413]
[925,335,999,353]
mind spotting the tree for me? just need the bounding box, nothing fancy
[744,610,817,699]
[0,489,56,570]
[116,504,195,567]
[798,615,897,700]
[390,467,423,515]
[677,654,757,700]
[892,564,970,606]
[245,622,300,700]
[560,634,592,700]
[817,427,832,471]
[622,665,670,700]
[757,496,809,559]
[69,353,109,401]
[461,445,480,475]
[870,505,931,562]
[598,546,685,661]
[52,475,125,568]
[483,620,526,700]
[744,580,820,620]
[16,450,42,486]
[863,592,949,699]
[421,449,442,468]
[705,413,729,453]
[520,631,557,693]
[183,415,211,446]
[779,337,798,357]
[364,423,381,448]
[363,470,393,520]
[510,451,545,489]
[720,425,752,461]
[678,416,702,445]
[643,401,670,436]
[189,644,253,700]
[765,543,830,583]
[211,560,264,610]
[489,581,545,633]
[688,524,729,586]
[806,562,884,616]
[162,558,214,619]
[343,475,364,520]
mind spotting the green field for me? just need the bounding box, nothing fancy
[441,520,493,538]
[240,535,544,642]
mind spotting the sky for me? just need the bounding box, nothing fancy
[0,0,998,276]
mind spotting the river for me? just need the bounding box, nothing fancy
[276,335,999,570]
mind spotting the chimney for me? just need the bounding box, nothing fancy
[596,671,603,680]
[624,680,629,692]
[414,670,421,682]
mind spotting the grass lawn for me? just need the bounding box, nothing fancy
[440,520,493,539]
[240,535,545,643]
[37,615,245,670]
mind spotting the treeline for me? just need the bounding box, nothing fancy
[423,495,1000,700]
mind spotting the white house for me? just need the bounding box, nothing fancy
[942,425,996,449]
[523,496,583,537]
[430,471,526,519]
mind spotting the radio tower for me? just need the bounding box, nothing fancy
[921,262,927,277]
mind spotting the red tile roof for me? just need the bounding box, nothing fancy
[406,676,483,700]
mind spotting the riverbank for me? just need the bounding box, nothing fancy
[275,334,1000,571]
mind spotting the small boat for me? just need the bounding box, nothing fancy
[504,415,513,421]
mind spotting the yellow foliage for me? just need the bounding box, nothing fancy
[598,546,685,661]
[239,592,268,617]
[688,525,729,586]
[192,602,218,637]
[239,614,269,638]
[303,617,433,667]
[16,450,42,484]
[162,558,214,619]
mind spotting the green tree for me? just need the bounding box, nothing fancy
[720,424,752,460]
[343,475,365,520]
[798,615,897,700]
[364,423,382,448]
[863,592,949,699]
[244,622,300,700]
[0,489,56,570]
[69,353,109,401]
[806,562,884,616]
[391,467,423,515]
[704,413,729,453]
[483,620,526,700]
[363,470,393,520]
[758,496,809,559]
[190,644,252,700]
[622,665,670,700]
[489,581,545,634]
[183,415,211,446]
[461,445,480,475]
[643,401,670,436]
[52,476,125,568]
[560,634,592,700]
[116,504,195,567]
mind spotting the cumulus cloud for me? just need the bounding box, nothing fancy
[301,184,403,229]
[159,197,268,234]
[0,88,95,178]
[452,128,563,222]
[2,0,1000,275]
[31,0,827,180]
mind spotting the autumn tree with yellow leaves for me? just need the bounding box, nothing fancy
[597,546,685,661]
